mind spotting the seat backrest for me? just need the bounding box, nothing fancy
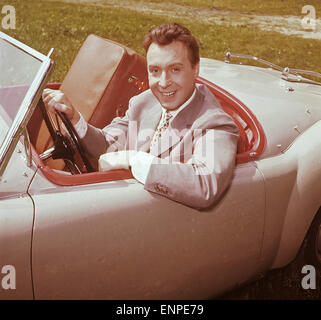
[60,34,148,128]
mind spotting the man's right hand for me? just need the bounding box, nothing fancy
[42,88,80,125]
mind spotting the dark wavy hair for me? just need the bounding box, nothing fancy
[143,22,200,67]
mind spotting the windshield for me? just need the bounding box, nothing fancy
[0,32,53,176]
[0,37,42,147]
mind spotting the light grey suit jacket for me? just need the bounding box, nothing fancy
[82,84,239,209]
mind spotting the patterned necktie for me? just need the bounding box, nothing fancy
[150,110,173,150]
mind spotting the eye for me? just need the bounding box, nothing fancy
[150,67,159,74]
[172,66,181,73]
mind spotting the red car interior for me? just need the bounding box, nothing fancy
[27,34,265,186]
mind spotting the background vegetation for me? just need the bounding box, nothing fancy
[1,0,320,81]
[148,0,321,15]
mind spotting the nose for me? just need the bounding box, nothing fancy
[159,71,171,88]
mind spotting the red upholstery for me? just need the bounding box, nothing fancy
[196,76,265,164]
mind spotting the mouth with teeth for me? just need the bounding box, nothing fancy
[160,91,176,97]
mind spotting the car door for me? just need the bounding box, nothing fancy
[29,160,265,299]
[0,142,37,299]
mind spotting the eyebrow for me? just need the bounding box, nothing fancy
[148,63,184,69]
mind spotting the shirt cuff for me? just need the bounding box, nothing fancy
[72,112,88,139]
[129,151,155,184]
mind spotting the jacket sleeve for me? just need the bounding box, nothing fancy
[80,100,134,159]
[144,115,239,209]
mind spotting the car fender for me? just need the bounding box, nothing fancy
[256,120,321,269]
[0,141,37,299]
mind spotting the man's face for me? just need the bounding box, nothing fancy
[146,41,199,110]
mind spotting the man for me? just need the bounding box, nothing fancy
[43,23,239,209]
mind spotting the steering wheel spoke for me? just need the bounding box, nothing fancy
[39,98,94,174]
[64,159,82,175]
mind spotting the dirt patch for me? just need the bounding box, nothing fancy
[42,0,321,39]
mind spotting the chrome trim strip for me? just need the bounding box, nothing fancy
[23,129,32,167]
[47,48,54,58]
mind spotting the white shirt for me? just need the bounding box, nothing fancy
[74,88,197,183]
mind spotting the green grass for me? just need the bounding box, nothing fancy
[136,0,321,15]
[1,0,320,82]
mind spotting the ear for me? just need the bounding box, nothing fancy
[193,62,200,78]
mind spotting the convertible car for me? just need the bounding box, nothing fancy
[0,31,321,299]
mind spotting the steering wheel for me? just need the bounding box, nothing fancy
[38,98,94,174]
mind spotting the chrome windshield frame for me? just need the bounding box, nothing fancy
[0,31,54,177]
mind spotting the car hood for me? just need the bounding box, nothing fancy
[199,57,321,159]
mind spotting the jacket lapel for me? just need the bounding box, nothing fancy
[136,101,162,152]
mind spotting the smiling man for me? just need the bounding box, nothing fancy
[146,40,198,111]
[43,23,239,209]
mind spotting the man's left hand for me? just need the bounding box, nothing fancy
[98,150,138,171]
